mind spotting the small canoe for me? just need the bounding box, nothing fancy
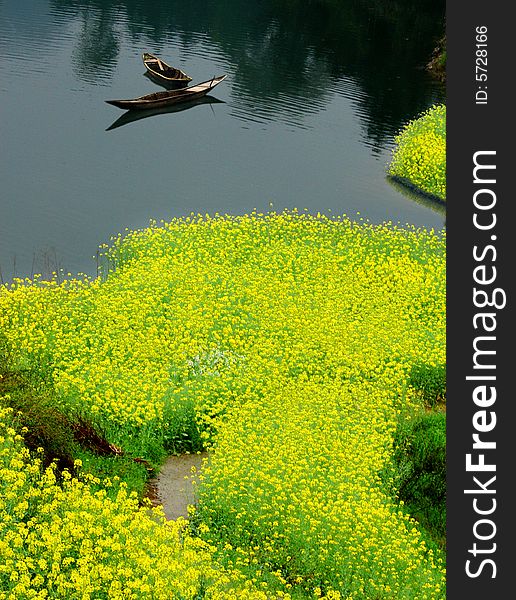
[142,52,192,86]
[106,75,227,110]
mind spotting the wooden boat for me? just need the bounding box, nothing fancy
[142,52,192,86]
[105,75,227,110]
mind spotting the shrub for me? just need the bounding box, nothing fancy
[392,412,446,547]
[408,362,446,408]
[388,104,446,200]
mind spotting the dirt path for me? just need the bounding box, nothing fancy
[151,452,207,520]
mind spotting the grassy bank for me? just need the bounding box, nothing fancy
[388,104,446,202]
[0,212,445,598]
[427,35,446,83]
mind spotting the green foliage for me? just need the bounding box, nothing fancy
[73,450,149,500]
[392,412,446,547]
[0,359,78,472]
[388,104,446,200]
[408,362,446,408]
[427,34,446,82]
[0,348,149,498]
[436,49,446,69]
[162,391,204,454]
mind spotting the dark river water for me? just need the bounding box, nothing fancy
[0,0,445,282]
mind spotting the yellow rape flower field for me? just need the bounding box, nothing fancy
[0,211,445,599]
[388,105,446,201]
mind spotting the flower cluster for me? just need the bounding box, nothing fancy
[0,211,445,597]
[0,406,271,599]
[388,104,446,201]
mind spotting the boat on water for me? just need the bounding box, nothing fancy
[105,75,227,110]
[142,52,192,86]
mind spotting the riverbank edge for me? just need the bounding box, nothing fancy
[387,104,446,202]
[387,175,447,208]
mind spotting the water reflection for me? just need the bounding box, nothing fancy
[0,0,446,282]
[106,96,225,131]
[70,3,121,84]
[47,0,444,146]
[386,177,446,218]
[0,246,66,285]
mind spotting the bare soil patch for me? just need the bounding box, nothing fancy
[150,452,207,520]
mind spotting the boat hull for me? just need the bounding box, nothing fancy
[106,75,227,110]
[144,70,189,89]
[142,52,192,85]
